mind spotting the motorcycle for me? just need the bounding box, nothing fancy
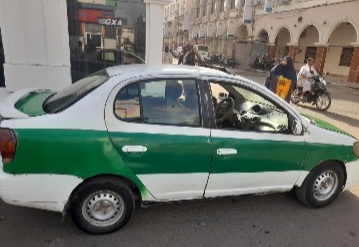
[291,72,331,111]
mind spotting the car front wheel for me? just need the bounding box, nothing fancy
[295,162,344,208]
[70,177,135,234]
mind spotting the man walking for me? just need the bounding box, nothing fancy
[182,43,201,66]
[162,45,173,64]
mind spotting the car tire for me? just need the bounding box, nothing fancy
[70,177,135,234]
[295,162,344,208]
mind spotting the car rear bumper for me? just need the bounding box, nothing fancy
[344,159,359,190]
[0,164,83,213]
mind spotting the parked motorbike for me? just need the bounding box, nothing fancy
[210,54,223,65]
[204,57,212,66]
[291,72,331,111]
[252,56,274,71]
[226,57,237,68]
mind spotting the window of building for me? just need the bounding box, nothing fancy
[220,0,226,12]
[304,47,317,63]
[67,0,146,83]
[211,0,216,14]
[339,47,354,67]
[201,0,207,17]
[231,0,238,9]
[115,79,201,127]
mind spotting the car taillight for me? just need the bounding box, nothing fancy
[0,128,17,164]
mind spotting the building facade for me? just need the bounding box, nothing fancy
[164,0,359,83]
[0,0,172,98]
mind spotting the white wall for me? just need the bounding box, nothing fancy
[0,0,71,92]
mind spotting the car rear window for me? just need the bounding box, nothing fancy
[43,70,110,113]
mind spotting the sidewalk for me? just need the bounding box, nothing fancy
[232,65,359,90]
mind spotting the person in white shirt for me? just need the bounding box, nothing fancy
[297,57,318,96]
[162,45,173,64]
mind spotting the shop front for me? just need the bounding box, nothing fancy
[0,0,171,98]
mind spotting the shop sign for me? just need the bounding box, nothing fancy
[98,18,123,26]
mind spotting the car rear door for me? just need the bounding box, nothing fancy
[104,77,211,201]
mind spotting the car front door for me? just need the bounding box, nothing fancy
[105,77,211,201]
[205,80,306,198]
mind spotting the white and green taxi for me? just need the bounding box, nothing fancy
[0,64,358,234]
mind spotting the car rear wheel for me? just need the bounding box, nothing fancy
[295,162,344,208]
[70,177,135,234]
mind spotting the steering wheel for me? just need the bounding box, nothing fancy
[216,97,235,124]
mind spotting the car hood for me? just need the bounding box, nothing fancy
[0,88,53,119]
[302,114,356,140]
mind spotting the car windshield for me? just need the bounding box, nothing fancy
[43,70,109,113]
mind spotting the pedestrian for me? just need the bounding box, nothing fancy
[297,57,318,100]
[178,46,187,65]
[264,56,297,103]
[182,43,201,66]
[162,45,173,64]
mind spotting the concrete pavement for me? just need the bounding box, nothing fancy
[232,65,359,90]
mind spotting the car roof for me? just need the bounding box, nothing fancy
[105,64,231,78]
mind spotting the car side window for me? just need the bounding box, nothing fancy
[114,79,201,127]
[210,81,289,133]
[114,83,141,122]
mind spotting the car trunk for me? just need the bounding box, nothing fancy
[0,89,53,122]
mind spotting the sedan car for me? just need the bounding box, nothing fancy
[0,64,358,234]
[71,49,144,81]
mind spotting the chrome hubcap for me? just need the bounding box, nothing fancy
[82,191,124,227]
[313,170,338,201]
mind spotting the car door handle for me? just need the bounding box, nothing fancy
[122,145,148,153]
[217,148,237,156]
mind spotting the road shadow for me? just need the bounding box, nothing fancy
[293,102,359,130]
[1,189,359,247]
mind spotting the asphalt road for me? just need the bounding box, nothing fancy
[1,68,359,247]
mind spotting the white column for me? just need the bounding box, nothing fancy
[0,0,71,92]
[144,0,173,65]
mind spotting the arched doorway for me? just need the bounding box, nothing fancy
[236,25,249,41]
[296,25,319,69]
[274,28,290,59]
[325,22,357,76]
[257,30,269,43]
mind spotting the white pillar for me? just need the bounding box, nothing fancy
[144,0,173,65]
[0,0,71,92]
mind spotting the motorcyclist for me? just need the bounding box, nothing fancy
[297,57,318,100]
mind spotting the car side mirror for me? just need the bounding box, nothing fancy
[292,119,303,135]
